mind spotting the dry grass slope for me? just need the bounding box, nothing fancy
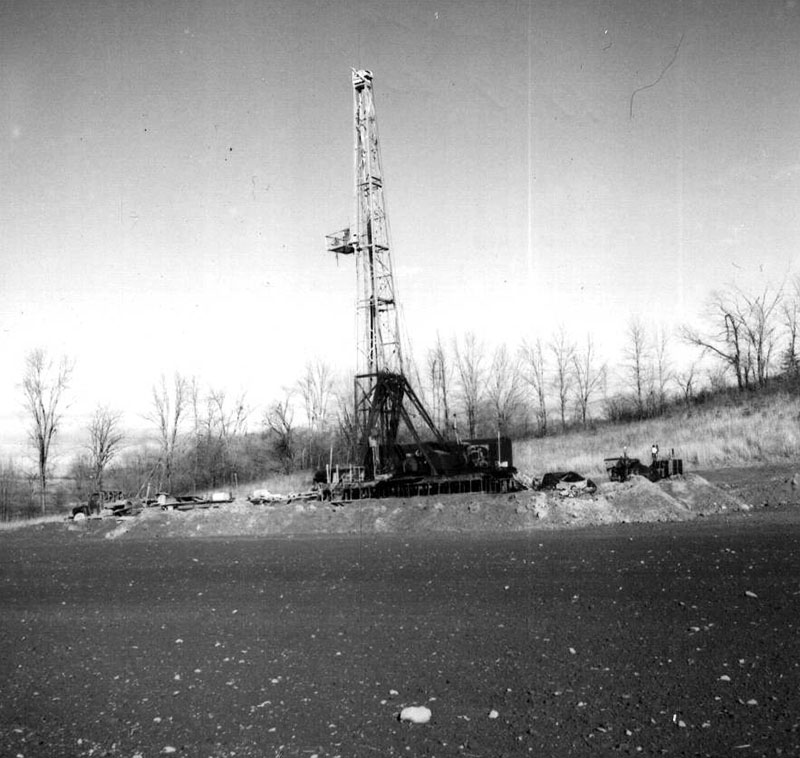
[514,391,800,479]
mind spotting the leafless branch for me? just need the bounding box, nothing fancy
[146,373,188,491]
[520,338,549,435]
[87,406,125,490]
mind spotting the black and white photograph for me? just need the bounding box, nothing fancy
[2,1,800,755]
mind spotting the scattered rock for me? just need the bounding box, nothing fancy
[399,705,431,724]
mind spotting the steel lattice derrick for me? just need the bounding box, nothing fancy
[328,70,442,479]
[351,69,403,380]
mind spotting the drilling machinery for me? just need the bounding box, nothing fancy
[326,70,516,497]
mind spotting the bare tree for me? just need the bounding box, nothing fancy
[683,293,746,389]
[624,317,652,417]
[147,373,189,491]
[781,276,800,378]
[208,388,249,485]
[22,349,73,514]
[87,406,125,492]
[453,332,485,438]
[682,284,783,391]
[297,360,335,433]
[739,285,782,388]
[486,344,522,435]
[673,362,698,411]
[207,388,249,440]
[550,327,575,432]
[189,376,203,489]
[266,392,296,473]
[572,335,605,427]
[520,338,548,435]
[186,379,248,489]
[651,327,672,414]
[426,334,453,435]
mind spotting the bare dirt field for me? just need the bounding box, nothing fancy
[1,467,799,757]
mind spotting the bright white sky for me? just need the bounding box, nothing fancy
[2,0,799,462]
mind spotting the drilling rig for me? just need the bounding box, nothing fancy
[326,69,516,498]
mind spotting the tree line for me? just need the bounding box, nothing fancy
[6,277,799,518]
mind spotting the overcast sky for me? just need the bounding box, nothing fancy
[2,0,799,461]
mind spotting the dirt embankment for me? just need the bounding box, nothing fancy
[66,471,786,540]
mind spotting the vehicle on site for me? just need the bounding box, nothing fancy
[605,450,684,483]
[539,471,598,496]
[71,490,137,519]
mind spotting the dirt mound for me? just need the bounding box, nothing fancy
[591,473,744,523]
[658,472,752,512]
[96,473,751,539]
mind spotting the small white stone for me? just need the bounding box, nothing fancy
[399,706,431,724]
[488,709,499,719]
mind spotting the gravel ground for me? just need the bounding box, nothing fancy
[1,469,799,757]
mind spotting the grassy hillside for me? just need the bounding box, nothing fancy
[248,391,800,493]
[513,390,800,479]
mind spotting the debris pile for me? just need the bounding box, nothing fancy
[94,472,751,539]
